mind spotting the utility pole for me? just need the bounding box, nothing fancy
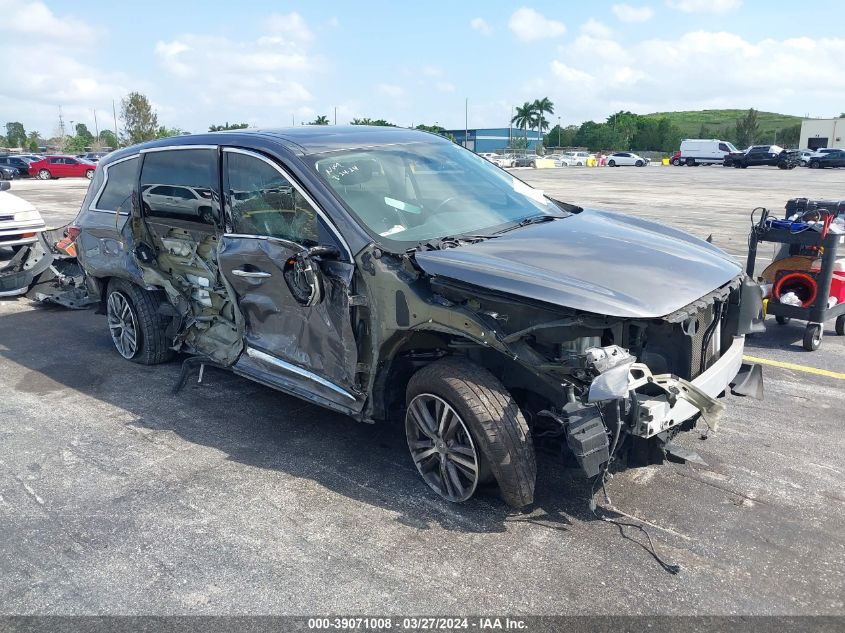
[558,116,561,148]
[93,108,99,140]
[112,99,118,148]
[334,106,337,125]
[464,98,468,150]
[58,106,66,151]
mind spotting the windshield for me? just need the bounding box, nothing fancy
[307,141,565,245]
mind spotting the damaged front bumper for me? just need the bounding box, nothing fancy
[563,335,759,477]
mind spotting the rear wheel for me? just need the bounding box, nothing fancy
[106,279,175,364]
[836,315,845,336]
[405,358,536,507]
[672,159,680,166]
[809,161,820,169]
[37,169,51,180]
[85,169,94,179]
[775,315,791,325]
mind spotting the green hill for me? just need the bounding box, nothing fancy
[644,109,802,140]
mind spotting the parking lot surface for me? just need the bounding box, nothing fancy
[1,170,843,615]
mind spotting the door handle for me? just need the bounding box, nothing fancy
[232,269,272,278]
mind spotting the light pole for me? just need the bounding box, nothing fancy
[558,116,561,149]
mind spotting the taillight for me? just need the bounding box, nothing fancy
[56,225,81,256]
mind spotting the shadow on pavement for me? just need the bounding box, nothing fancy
[0,301,597,535]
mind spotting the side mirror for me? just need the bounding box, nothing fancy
[306,244,341,260]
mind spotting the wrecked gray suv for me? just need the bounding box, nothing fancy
[71,126,763,507]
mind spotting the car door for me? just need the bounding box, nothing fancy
[217,147,362,414]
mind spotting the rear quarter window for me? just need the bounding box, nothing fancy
[94,157,139,213]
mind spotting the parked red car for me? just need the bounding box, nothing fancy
[670,150,682,166]
[28,155,96,180]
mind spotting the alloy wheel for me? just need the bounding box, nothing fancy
[38,169,51,180]
[107,291,139,359]
[406,393,480,503]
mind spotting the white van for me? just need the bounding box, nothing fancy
[678,139,738,165]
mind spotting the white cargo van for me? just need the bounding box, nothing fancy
[679,139,738,165]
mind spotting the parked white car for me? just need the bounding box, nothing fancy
[478,153,514,168]
[606,152,650,167]
[561,151,593,166]
[543,155,574,167]
[0,181,46,252]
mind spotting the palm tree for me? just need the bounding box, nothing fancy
[532,97,554,144]
[511,102,535,142]
[310,115,330,125]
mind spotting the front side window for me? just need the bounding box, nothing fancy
[225,151,322,245]
[139,149,220,226]
[307,141,565,246]
[95,157,139,212]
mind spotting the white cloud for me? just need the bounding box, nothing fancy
[152,15,322,127]
[543,31,845,123]
[421,65,442,77]
[265,12,313,42]
[612,4,655,23]
[581,19,613,39]
[0,0,96,43]
[435,81,456,93]
[470,17,494,35]
[0,2,130,135]
[508,7,566,42]
[377,83,405,99]
[666,0,742,13]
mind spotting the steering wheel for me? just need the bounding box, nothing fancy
[432,195,469,215]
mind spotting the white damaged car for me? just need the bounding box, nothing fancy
[0,181,46,253]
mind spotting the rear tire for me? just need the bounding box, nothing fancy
[37,169,51,180]
[85,169,94,179]
[775,315,790,325]
[672,159,680,166]
[106,279,175,365]
[836,315,845,336]
[809,161,820,169]
[405,358,536,508]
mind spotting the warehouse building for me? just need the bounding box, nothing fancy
[445,127,541,153]
[799,118,845,150]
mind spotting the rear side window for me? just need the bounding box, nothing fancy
[95,157,139,213]
[139,149,220,226]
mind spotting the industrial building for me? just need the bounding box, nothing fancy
[445,127,541,153]
[799,118,845,150]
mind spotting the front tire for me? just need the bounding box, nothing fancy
[405,358,536,508]
[809,161,820,169]
[106,279,175,365]
[37,169,51,180]
[85,169,94,179]
[608,160,616,167]
[803,323,822,351]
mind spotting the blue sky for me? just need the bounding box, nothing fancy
[2,0,845,137]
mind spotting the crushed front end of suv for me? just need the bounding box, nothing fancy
[66,127,764,507]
